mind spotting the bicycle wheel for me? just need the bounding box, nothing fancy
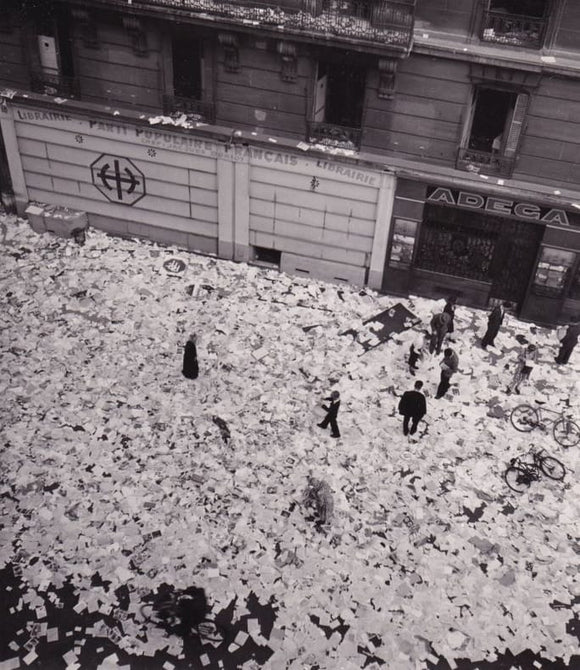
[196,620,226,643]
[504,466,532,493]
[553,418,580,448]
[510,405,539,432]
[539,456,566,481]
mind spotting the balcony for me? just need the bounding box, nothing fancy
[456,148,515,177]
[30,71,79,98]
[162,95,216,123]
[85,0,415,51]
[480,9,547,49]
[308,121,361,150]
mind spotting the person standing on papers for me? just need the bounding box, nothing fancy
[398,380,427,437]
[481,301,509,349]
[317,390,341,438]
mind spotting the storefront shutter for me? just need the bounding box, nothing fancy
[503,93,529,157]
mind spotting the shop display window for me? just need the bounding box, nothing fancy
[389,219,418,268]
[533,247,575,295]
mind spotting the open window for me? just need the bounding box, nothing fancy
[457,87,528,176]
[172,34,202,101]
[481,0,550,48]
[252,246,281,268]
[163,31,214,121]
[309,59,366,150]
[30,4,76,97]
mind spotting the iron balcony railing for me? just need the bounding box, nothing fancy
[162,94,216,122]
[90,0,415,49]
[30,71,79,98]
[456,147,515,177]
[308,121,362,150]
[480,9,547,49]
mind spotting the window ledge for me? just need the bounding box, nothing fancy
[412,33,580,77]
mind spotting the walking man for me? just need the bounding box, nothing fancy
[436,348,459,399]
[398,380,427,436]
[317,390,341,438]
[429,311,452,355]
[555,318,580,364]
[481,301,508,349]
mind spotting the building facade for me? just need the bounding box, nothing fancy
[1,0,579,324]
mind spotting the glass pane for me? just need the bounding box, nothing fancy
[389,219,417,267]
[533,248,575,291]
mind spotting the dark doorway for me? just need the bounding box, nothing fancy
[316,60,366,128]
[469,88,516,153]
[55,4,75,79]
[173,33,202,100]
[416,204,543,307]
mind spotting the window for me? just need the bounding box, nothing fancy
[482,0,549,48]
[172,34,202,101]
[31,5,76,97]
[309,59,366,149]
[389,219,418,268]
[253,246,281,267]
[533,247,575,295]
[457,87,528,176]
[163,32,214,120]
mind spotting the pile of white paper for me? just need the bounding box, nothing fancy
[1,214,578,669]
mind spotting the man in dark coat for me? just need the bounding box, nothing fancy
[429,312,451,355]
[398,380,427,436]
[182,333,199,379]
[555,319,580,364]
[317,390,341,438]
[436,348,459,399]
[481,302,508,349]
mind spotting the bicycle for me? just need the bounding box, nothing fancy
[510,402,580,448]
[140,589,226,642]
[504,446,566,493]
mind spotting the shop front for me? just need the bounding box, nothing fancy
[383,179,580,325]
[0,97,395,290]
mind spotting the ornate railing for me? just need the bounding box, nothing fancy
[30,71,79,98]
[308,121,362,150]
[87,0,415,48]
[480,9,547,49]
[162,94,216,122]
[456,148,515,177]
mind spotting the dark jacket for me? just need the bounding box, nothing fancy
[488,305,505,329]
[182,340,199,379]
[440,351,459,378]
[562,323,580,346]
[323,397,340,418]
[398,390,427,419]
[431,312,451,334]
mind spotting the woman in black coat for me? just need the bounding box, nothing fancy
[182,333,199,379]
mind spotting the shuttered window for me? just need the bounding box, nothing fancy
[503,94,529,157]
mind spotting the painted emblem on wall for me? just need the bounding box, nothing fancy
[90,154,146,205]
